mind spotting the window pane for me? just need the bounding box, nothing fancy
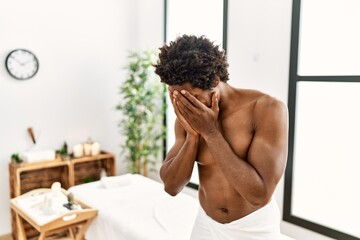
[166,0,224,185]
[167,0,224,46]
[292,81,360,237]
[298,0,360,76]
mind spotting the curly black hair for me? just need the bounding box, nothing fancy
[154,35,229,90]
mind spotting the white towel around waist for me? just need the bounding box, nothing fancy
[190,197,283,240]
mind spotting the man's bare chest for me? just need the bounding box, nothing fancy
[196,113,255,165]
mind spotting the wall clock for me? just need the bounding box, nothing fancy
[5,49,39,80]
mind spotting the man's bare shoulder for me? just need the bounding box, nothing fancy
[233,88,287,120]
[232,88,281,106]
[237,88,268,100]
[248,91,288,126]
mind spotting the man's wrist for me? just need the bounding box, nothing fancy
[202,127,221,142]
[186,133,200,143]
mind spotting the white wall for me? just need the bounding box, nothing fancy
[227,1,334,239]
[0,0,163,235]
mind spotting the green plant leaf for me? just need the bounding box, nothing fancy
[117,50,167,175]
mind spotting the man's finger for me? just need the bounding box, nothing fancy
[176,98,191,119]
[175,100,194,130]
[174,101,198,135]
[180,90,205,109]
[173,97,183,117]
[168,88,174,106]
[173,90,196,112]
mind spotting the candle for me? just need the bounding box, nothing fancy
[73,144,83,158]
[83,143,92,156]
[91,142,101,156]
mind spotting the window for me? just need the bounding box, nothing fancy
[164,0,228,188]
[284,1,360,239]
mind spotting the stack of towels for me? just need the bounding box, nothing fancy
[19,150,56,163]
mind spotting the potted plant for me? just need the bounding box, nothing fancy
[56,142,70,161]
[117,50,166,176]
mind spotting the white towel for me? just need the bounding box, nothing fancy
[281,234,296,240]
[20,150,56,163]
[100,174,133,189]
[190,198,286,240]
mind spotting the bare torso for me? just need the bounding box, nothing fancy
[196,89,265,223]
[161,83,288,224]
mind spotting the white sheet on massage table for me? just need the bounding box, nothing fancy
[68,174,199,240]
[69,174,295,240]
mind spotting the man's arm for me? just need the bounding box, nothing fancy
[205,97,288,206]
[160,88,200,196]
[175,91,288,207]
[160,120,199,196]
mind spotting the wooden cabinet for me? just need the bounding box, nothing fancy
[9,151,116,239]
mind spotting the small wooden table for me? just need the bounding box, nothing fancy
[10,188,98,240]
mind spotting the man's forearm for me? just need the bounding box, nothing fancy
[203,130,268,206]
[160,136,199,196]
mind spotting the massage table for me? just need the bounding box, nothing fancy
[68,174,295,240]
[68,173,199,240]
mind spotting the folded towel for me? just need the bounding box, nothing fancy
[280,235,296,240]
[101,174,133,189]
[20,150,56,163]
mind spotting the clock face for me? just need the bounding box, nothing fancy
[5,49,39,80]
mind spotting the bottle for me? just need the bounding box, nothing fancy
[101,169,107,178]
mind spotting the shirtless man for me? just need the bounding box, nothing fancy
[154,35,288,239]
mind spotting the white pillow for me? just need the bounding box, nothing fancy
[101,174,133,189]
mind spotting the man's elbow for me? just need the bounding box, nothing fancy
[160,169,189,196]
[248,189,273,208]
[164,185,181,196]
[160,172,179,196]
[162,177,186,196]
[251,196,271,208]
